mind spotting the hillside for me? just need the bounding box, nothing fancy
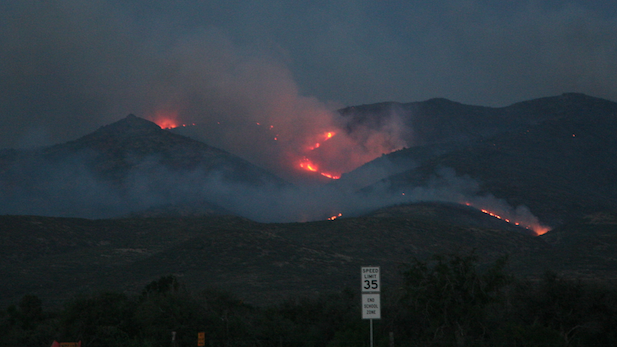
[2,93,617,310]
[338,92,617,148]
[339,93,617,225]
[2,93,614,226]
[510,211,617,280]
[0,115,287,218]
[0,203,555,308]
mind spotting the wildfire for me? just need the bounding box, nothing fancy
[297,131,341,179]
[464,202,550,236]
[328,213,342,220]
[308,131,336,150]
[480,209,513,224]
[320,172,341,179]
[151,111,179,129]
[298,157,341,179]
[299,158,318,172]
[155,118,178,129]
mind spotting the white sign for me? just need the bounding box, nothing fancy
[361,266,380,292]
[362,293,381,319]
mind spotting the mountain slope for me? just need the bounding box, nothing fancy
[339,93,617,225]
[339,92,616,148]
[0,206,551,308]
[509,211,617,279]
[0,115,287,218]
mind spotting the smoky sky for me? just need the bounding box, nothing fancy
[1,0,617,151]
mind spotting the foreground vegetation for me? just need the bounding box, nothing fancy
[3,253,617,347]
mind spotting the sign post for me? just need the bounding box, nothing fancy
[361,266,381,347]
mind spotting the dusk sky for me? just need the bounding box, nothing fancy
[1,0,616,149]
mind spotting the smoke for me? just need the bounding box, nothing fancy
[3,0,617,150]
[318,105,411,175]
[0,1,601,234]
[356,167,551,235]
[0,0,403,180]
[0,151,125,218]
[2,0,617,188]
[0,145,549,236]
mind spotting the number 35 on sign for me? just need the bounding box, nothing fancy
[361,266,380,292]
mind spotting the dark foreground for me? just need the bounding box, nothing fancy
[3,253,617,347]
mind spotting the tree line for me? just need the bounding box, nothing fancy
[2,252,617,346]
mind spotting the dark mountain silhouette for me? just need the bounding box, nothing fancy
[1,94,617,308]
[0,115,287,218]
[337,93,617,225]
[338,92,615,147]
[1,207,615,308]
[0,205,551,308]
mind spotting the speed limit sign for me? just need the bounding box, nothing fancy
[361,266,380,292]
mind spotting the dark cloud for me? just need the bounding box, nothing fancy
[1,0,616,155]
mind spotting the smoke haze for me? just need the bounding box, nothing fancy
[1,0,617,153]
[0,146,549,236]
[0,1,612,233]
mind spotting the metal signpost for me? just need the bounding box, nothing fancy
[361,266,380,347]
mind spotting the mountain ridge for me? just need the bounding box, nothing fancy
[2,206,615,308]
[0,114,287,218]
[336,93,617,225]
[339,93,617,148]
[1,93,617,309]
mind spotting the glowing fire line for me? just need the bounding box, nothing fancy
[299,158,318,172]
[154,114,342,179]
[328,213,342,220]
[464,202,550,236]
[298,131,341,179]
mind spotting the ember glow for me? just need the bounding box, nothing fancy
[320,172,340,179]
[148,101,408,184]
[298,158,340,179]
[299,158,318,172]
[464,202,550,236]
[151,111,179,129]
[298,159,341,179]
[481,209,513,224]
[308,131,336,150]
[328,213,342,220]
[296,131,342,179]
[155,119,178,129]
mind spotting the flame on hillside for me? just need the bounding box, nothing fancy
[297,131,342,179]
[146,98,409,184]
[464,202,551,236]
[328,213,342,220]
[152,111,179,129]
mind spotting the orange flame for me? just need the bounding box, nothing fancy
[531,225,551,236]
[155,118,178,129]
[298,158,340,179]
[464,202,550,236]
[151,111,179,129]
[328,213,342,220]
[308,131,336,151]
[320,172,341,179]
[296,131,342,179]
[299,158,318,172]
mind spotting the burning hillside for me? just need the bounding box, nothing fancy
[153,109,554,233]
[463,203,551,236]
[1,94,615,232]
[158,107,409,183]
[147,93,617,231]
